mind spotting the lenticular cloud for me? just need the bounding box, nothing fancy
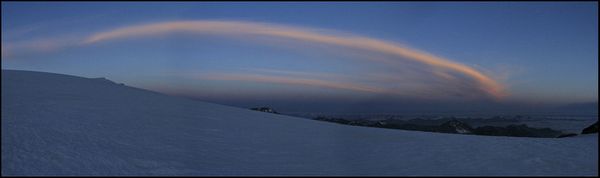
[6,20,507,99]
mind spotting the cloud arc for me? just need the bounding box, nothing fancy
[82,20,506,99]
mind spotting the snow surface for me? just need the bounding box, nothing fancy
[2,70,598,176]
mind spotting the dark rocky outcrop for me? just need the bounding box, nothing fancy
[472,124,562,138]
[250,107,279,114]
[557,133,578,138]
[581,121,598,134]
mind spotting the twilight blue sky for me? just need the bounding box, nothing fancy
[2,2,598,113]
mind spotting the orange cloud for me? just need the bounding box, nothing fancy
[83,20,506,99]
[3,20,507,99]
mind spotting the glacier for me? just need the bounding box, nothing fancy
[1,69,597,176]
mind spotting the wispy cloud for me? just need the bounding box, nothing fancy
[2,36,81,58]
[3,20,507,100]
[200,73,387,94]
[82,20,506,99]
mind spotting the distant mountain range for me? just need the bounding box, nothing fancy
[189,96,599,116]
[314,116,569,138]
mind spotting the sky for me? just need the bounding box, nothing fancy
[2,2,598,114]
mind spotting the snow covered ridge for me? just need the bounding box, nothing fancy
[1,69,598,176]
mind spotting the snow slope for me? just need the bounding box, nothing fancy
[2,70,598,176]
